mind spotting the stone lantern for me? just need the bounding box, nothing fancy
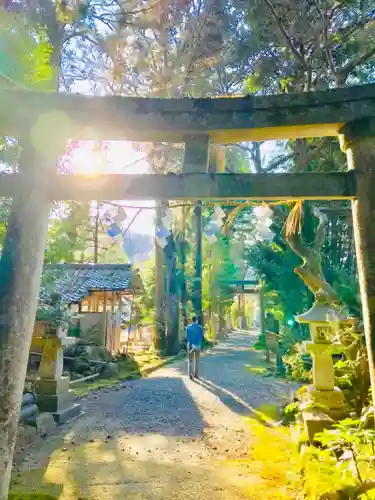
[295,296,349,439]
[33,297,81,424]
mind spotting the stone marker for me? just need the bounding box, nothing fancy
[34,325,81,424]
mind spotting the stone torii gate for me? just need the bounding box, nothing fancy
[1,84,375,496]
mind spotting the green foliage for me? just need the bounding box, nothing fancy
[0,11,55,89]
[44,202,91,263]
[202,231,241,336]
[359,490,375,500]
[0,197,11,247]
[302,418,375,499]
[36,292,70,330]
[331,269,361,317]
[241,0,375,94]
[244,205,313,346]
[283,345,312,383]
[238,0,369,361]
[334,326,371,414]
[282,401,300,424]
[0,8,56,259]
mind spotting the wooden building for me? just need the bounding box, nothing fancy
[34,264,144,353]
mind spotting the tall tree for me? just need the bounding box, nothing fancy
[235,0,375,328]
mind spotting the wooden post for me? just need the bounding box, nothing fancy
[340,119,375,408]
[184,136,210,326]
[111,291,116,353]
[165,236,179,355]
[0,140,58,500]
[103,291,108,350]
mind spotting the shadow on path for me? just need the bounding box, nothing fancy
[175,330,297,419]
[11,330,299,500]
[79,376,205,438]
[192,377,275,427]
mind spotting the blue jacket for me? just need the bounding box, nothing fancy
[186,323,204,347]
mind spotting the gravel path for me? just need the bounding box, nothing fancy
[12,330,299,500]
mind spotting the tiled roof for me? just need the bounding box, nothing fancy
[40,264,140,304]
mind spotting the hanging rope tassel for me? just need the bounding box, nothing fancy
[284,200,303,236]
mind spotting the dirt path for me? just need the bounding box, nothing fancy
[12,331,301,500]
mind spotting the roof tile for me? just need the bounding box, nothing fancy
[40,264,138,304]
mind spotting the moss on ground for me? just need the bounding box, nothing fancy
[244,364,269,376]
[71,351,184,397]
[236,417,302,498]
[10,469,63,499]
[8,494,57,499]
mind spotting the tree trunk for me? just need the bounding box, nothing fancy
[0,143,53,500]
[154,204,166,354]
[165,237,179,355]
[218,302,227,337]
[180,207,188,329]
[166,277,179,354]
[259,284,266,338]
[193,202,203,325]
[180,266,188,329]
[94,201,100,263]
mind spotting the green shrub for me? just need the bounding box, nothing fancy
[302,417,375,499]
[283,345,312,383]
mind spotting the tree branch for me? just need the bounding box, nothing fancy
[286,207,339,302]
[337,46,375,84]
[263,0,307,67]
[315,3,337,80]
[263,152,294,172]
[335,8,375,44]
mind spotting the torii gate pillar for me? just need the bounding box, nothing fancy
[340,119,375,407]
[0,137,62,498]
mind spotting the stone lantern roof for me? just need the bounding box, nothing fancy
[296,301,347,324]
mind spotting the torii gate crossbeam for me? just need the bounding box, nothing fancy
[0,171,356,200]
